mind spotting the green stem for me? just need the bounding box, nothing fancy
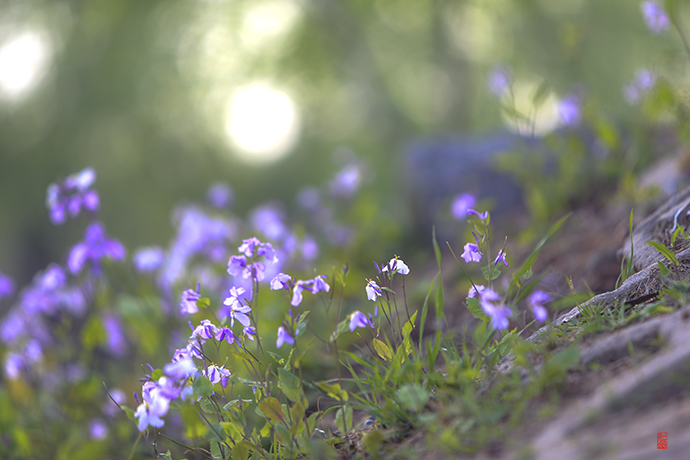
[127,431,142,460]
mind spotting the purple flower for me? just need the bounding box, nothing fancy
[330,163,363,197]
[14,264,85,317]
[89,419,108,440]
[243,326,256,341]
[133,247,164,272]
[24,340,42,363]
[103,314,128,357]
[529,290,550,322]
[366,280,382,301]
[190,319,219,341]
[310,275,330,294]
[467,208,489,220]
[238,237,262,257]
[247,262,267,281]
[558,95,581,127]
[297,187,321,211]
[46,168,100,225]
[180,288,201,315]
[250,206,286,240]
[488,64,512,96]
[222,288,252,327]
[4,352,22,379]
[134,384,170,431]
[41,263,66,290]
[291,280,307,306]
[227,255,248,277]
[467,285,486,298]
[493,250,509,267]
[215,326,235,344]
[68,222,126,275]
[173,343,202,362]
[624,69,656,105]
[159,206,236,288]
[83,190,99,211]
[204,365,231,386]
[270,273,292,291]
[461,243,482,263]
[156,376,182,400]
[641,1,670,34]
[164,356,197,380]
[0,271,15,300]
[349,311,372,331]
[276,326,294,348]
[257,242,277,263]
[451,194,476,220]
[381,257,410,275]
[302,236,319,260]
[207,182,234,208]
[478,288,512,330]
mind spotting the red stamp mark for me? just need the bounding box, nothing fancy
[657,432,668,450]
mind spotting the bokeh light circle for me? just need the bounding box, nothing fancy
[0,30,51,101]
[223,84,301,165]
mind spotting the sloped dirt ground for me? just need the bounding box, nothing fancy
[498,304,690,460]
[398,156,690,460]
[406,303,690,460]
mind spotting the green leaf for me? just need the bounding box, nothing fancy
[205,423,225,443]
[402,311,417,342]
[329,318,350,342]
[181,404,207,439]
[290,401,306,437]
[418,273,438,356]
[260,420,272,437]
[657,260,673,278]
[290,401,305,424]
[232,441,254,460]
[277,368,303,404]
[258,397,285,423]
[274,422,291,444]
[640,303,673,316]
[334,406,353,434]
[670,224,686,247]
[364,429,384,458]
[481,266,501,281]
[220,422,244,442]
[193,375,214,399]
[197,297,211,309]
[294,338,315,369]
[648,241,679,266]
[315,381,349,401]
[372,338,392,361]
[396,384,429,413]
[432,227,445,327]
[120,405,135,420]
[306,412,321,434]
[466,297,488,321]
[151,368,164,381]
[230,350,253,362]
[223,399,253,411]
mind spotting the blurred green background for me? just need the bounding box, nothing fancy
[0,0,678,286]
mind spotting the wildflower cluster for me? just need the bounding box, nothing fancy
[455,198,552,331]
[46,167,100,224]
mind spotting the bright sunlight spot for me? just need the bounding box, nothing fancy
[0,30,51,101]
[501,78,560,137]
[239,0,301,53]
[224,84,301,165]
